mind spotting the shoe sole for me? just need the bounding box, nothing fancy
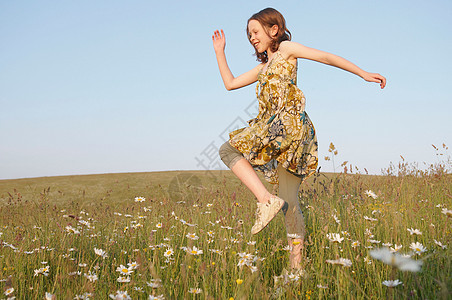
[251,198,284,234]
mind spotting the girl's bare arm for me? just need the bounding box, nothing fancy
[280,41,386,89]
[213,29,261,91]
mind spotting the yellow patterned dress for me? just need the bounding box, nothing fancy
[228,51,318,185]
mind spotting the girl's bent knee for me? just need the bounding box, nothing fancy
[219,141,244,169]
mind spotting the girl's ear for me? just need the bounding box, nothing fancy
[270,25,279,37]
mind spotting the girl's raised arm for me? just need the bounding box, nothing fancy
[212,29,262,91]
[280,41,386,89]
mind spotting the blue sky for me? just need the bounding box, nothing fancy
[1,0,451,179]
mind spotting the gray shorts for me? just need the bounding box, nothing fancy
[219,141,244,169]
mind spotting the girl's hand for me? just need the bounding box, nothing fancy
[212,29,226,53]
[362,72,386,89]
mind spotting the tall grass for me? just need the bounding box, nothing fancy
[0,146,450,299]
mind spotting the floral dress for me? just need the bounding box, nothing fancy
[228,51,318,185]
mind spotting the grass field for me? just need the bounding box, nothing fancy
[0,147,451,299]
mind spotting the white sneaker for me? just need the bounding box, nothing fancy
[251,195,285,234]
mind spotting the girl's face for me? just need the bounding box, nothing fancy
[247,19,277,54]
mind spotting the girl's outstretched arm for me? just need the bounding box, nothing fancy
[212,29,262,91]
[280,41,386,89]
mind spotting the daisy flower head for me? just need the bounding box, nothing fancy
[186,233,199,240]
[326,258,352,267]
[94,248,108,259]
[127,261,139,269]
[147,278,163,288]
[434,239,447,249]
[441,208,452,217]
[390,244,402,253]
[365,190,378,199]
[4,288,14,296]
[116,264,133,276]
[382,279,403,287]
[370,247,422,272]
[188,288,202,294]
[109,290,131,300]
[409,242,427,255]
[164,248,174,257]
[407,228,422,235]
[84,272,98,282]
[326,233,344,243]
[188,246,203,255]
[156,223,162,228]
[134,197,145,202]
[45,292,55,300]
[117,276,131,283]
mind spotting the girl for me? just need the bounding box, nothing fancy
[212,7,386,271]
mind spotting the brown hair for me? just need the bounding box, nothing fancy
[247,8,291,63]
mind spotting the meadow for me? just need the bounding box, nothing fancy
[0,144,450,299]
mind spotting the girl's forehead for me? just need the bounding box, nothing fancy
[248,19,263,31]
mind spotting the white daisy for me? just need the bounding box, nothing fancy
[382,279,403,287]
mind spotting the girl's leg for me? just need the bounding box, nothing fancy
[219,142,271,203]
[219,141,284,234]
[277,164,305,270]
[230,158,272,203]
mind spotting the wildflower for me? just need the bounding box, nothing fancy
[351,241,360,248]
[186,233,199,240]
[116,265,134,276]
[188,288,202,294]
[364,216,378,222]
[365,228,374,238]
[287,233,303,239]
[441,208,452,217]
[94,248,108,259]
[434,239,447,249]
[74,292,93,300]
[117,276,131,283]
[207,231,215,237]
[332,214,341,224]
[317,284,328,289]
[382,242,392,247]
[248,265,258,273]
[407,228,422,235]
[187,246,203,255]
[368,239,381,244]
[84,272,98,282]
[247,241,256,246]
[236,279,243,285]
[370,248,422,272]
[365,190,378,199]
[4,288,14,296]
[34,266,50,276]
[65,225,80,235]
[134,197,145,202]
[127,261,139,269]
[156,223,162,228]
[45,292,55,300]
[147,278,162,288]
[382,279,403,287]
[209,249,223,254]
[326,233,344,243]
[207,203,213,207]
[148,295,165,300]
[326,258,352,267]
[364,256,372,264]
[109,290,131,300]
[164,248,174,257]
[390,244,402,253]
[409,242,427,255]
